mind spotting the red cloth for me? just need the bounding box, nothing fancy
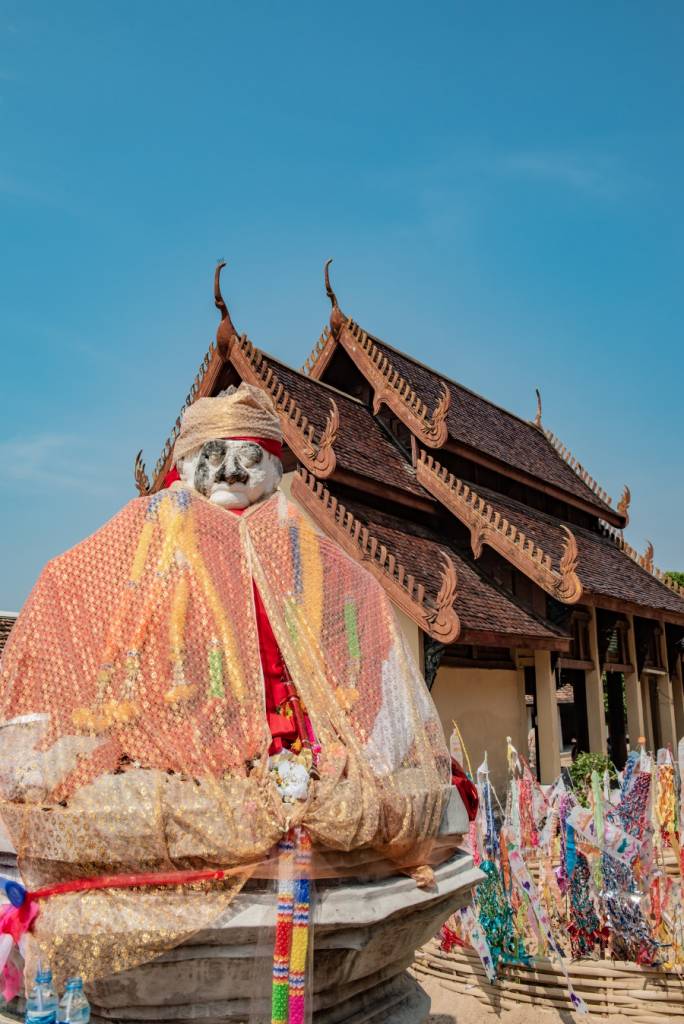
[251,581,298,753]
[224,436,283,460]
[451,758,479,822]
[229,508,299,754]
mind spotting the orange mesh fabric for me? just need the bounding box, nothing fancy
[0,486,450,982]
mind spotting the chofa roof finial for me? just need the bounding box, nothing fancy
[214,260,238,358]
[617,484,631,526]
[534,388,543,429]
[324,258,345,337]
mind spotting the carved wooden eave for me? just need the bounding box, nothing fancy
[303,260,450,447]
[599,524,684,600]
[302,324,337,379]
[542,427,623,523]
[341,319,450,447]
[415,448,583,605]
[616,485,631,526]
[292,468,461,643]
[230,335,338,478]
[135,263,339,494]
[136,335,340,493]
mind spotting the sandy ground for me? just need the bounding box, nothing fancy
[420,972,625,1024]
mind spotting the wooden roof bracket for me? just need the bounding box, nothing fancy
[292,467,461,642]
[230,336,338,478]
[599,524,684,600]
[415,448,583,605]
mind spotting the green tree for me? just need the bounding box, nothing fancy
[666,571,684,587]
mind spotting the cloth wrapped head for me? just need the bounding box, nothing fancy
[173,384,284,508]
[173,383,283,464]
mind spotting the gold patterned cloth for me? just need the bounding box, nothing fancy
[0,486,450,982]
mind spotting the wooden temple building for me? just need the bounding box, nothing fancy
[6,260,675,798]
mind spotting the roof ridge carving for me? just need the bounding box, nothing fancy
[415,448,583,605]
[340,317,450,447]
[542,427,615,510]
[291,468,461,642]
[598,524,684,599]
[231,334,339,478]
[137,331,339,494]
[302,325,334,376]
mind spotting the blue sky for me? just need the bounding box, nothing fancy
[1,1,683,609]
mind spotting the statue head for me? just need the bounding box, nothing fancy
[174,384,283,509]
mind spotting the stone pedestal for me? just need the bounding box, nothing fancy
[80,851,479,1023]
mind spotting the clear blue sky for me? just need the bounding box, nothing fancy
[1,1,683,610]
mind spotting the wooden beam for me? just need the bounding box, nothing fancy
[331,467,436,515]
[581,592,684,628]
[460,628,570,652]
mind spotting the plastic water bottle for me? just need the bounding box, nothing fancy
[58,978,90,1024]
[25,966,58,1024]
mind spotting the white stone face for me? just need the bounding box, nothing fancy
[177,439,282,509]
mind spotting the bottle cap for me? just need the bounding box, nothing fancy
[2,879,26,908]
[65,977,83,990]
[36,968,52,983]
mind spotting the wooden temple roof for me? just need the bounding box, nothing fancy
[292,471,570,651]
[137,263,684,643]
[451,482,684,623]
[305,263,623,527]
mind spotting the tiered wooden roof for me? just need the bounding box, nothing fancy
[137,262,684,648]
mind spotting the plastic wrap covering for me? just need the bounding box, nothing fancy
[0,486,450,983]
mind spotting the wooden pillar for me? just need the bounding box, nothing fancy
[585,606,608,755]
[641,676,655,751]
[624,613,645,750]
[534,649,560,783]
[515,659,529,761]
[655,624,676,750]
[672,650,684,744]
[606,672,628,769]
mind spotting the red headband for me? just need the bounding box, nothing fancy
[225,436,284,460]
[164,436,283,489]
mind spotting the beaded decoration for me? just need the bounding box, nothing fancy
[271,827,312,1024]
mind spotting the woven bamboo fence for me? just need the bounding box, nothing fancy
[413,938,684,1021]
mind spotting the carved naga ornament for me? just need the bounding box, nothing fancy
[415,448,583,605]
[134,450,151,496]
[229,336,339,478]
[324,260,450,449]
[617,485,631,526]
